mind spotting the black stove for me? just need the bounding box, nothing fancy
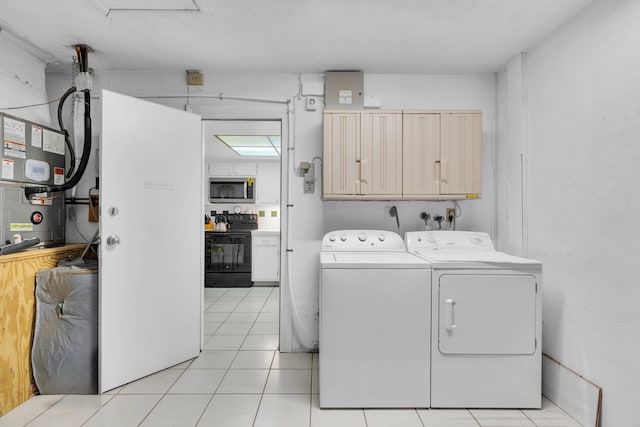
[208,212,258,232]
[204,212,258,287]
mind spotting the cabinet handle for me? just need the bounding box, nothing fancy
[434,160,441,184]
[445,298,457,331]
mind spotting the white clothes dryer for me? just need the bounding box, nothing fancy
[319,230,431,408]
[405,230,542,409]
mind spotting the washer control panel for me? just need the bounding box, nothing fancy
[321,230,404,252]
[405,230,495,251]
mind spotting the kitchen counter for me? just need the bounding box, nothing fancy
[251,229,280,236]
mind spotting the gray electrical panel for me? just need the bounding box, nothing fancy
[1,112,66,185]
[325,71,364,110]
[0,182,65,246]
[1,113,66,247]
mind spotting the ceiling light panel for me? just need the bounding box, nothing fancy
[216,135,281,157]
[91,0,200,13]
[232,147,279,157]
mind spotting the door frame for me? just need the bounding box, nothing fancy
[191,103,292,351]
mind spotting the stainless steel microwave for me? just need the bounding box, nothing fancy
[209,177,256,203]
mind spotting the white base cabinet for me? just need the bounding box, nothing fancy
[251,231,280,282]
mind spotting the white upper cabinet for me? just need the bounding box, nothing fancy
[324,110,481,201]
[361,112,403,196]
[209,162,257,177]
[440,112,482,196]
[403,113,441,197]
[402,111,482,199]
[323,111,402,200]
[323,112,361,196]
[256,162,280,204]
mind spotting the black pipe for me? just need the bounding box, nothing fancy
[25,91,91,198]
[58,86,76,178]
[25,45,92,199]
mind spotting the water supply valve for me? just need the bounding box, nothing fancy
[420,212,432,230]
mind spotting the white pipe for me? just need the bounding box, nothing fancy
[284,98,315,348]
[139,93,289,105]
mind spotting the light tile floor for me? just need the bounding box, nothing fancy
[0,286,582,427]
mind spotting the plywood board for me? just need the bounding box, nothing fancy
[542,353,602,427]
[0,244,85,416]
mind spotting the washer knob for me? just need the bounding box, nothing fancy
[358,232,368,242]
[340,234,347,242]
[328,235,336,242]
[378,233,386,242]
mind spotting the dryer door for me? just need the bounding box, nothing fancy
[437,274,537,355]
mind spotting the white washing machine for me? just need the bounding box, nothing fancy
[405,230,542,409]
[319,230,431,408]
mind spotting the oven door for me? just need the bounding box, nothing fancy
[204,232,253,287]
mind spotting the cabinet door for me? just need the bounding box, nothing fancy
[437,274,537,355]
[256,162,280,204]
[440,113,482,195]
[252,237,280,281]
[402,113,441,196]
[209,162,234,176]
[361,113,402,196]
[233,162,257,176]
[323,113,360,196]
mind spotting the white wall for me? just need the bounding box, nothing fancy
[497,1,640,425]
[46,69,496,352]
[0,31,50,125]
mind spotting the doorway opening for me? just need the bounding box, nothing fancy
[202,118,282,348]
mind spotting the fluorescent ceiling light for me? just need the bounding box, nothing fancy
[89,0,211,15]
[215,135,280,157]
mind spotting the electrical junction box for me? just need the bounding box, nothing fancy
[187,70,204,86]
[325,71,364,110]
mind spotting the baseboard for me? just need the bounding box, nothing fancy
[542,353,602,427]
[253,281,279,287]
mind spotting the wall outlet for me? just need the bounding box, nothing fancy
[446,208,456,222]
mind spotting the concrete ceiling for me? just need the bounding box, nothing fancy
[0,0,597,74]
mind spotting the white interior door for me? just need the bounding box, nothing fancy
[99,90,203,393]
